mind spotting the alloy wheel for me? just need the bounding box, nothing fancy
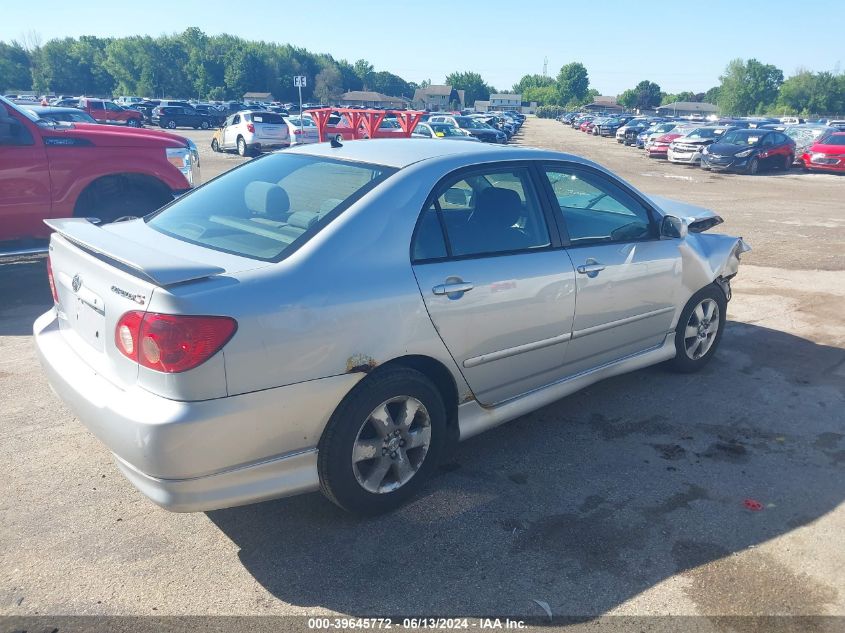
[351,396,432,494]
[684,298,720,360]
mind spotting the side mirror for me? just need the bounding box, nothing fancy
[661,215,688,239]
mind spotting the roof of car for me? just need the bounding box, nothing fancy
[285,138,579,169]
[23,106,83,114]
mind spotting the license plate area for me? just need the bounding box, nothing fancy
[72,288,106,351]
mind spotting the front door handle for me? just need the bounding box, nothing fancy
[433,282,474,296]
[576,262,606,275]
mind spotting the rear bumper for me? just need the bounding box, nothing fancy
[251,141,291,151]
[34,310,362,511]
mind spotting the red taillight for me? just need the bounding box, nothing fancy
[293,129,302,135]
[46,255,59,304]
[246,123,255,133]
[115,311,237,373]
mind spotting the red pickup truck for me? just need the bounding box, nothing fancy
[0,96,199,256]
[78,97,144,127]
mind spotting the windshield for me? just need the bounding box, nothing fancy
[147,154,396,261]
[820,134,845,146]
[291,116,316,127]
[459,118,489,130]
[431,124,463,137]
[720,130,764,146]
[653,123,676,134]
[684,128,719,140]
[785,127,827,145]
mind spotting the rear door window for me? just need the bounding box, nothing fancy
[412,166,551,260]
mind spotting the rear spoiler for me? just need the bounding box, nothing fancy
[45,218,225,287]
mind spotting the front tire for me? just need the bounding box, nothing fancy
[127,118,141,128]
[318,368,447,515]
[668,285,727,373]
[200,120,210,130]
[747,157,759,175]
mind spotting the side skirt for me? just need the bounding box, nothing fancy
[457,333,676,441]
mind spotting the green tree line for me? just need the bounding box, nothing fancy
[517,58,844,116]
[0,29,420,103]
[614,60,844,116]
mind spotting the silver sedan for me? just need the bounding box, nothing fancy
[35,140,749,514]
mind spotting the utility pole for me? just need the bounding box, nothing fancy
[543,57,548,77]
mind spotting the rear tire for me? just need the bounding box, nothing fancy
[200,120,210,130]
[667,285,727,374]
[127,118,141,128]
[166,120,177,130]
[318,368,447,515]
[211,139,219,152]
[237,136,249,157]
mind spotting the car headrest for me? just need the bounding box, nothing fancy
[287,211,320,230]
[474,187,522,228]
[244,181,290,220]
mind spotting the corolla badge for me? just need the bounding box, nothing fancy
[110,285,146,305]
[71,274,83,293]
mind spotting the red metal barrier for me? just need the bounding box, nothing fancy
[306,107,425,142]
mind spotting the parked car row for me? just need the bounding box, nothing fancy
[208,108,527,156]
[560,110,845,175]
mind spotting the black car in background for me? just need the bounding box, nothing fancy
[192,104,226,126]
[701,128,796,174]
[152,105,214,129]
[597,115,635,137]
[621,118,663,145]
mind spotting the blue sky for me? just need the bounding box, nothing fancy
[2,0,841,95]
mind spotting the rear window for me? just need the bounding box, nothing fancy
[249,112,285,124]
[147,154,396,261]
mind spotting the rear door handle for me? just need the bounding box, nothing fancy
[433,282,474,296]
[576,263,606,275]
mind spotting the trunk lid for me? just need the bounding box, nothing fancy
[46,218,267,390]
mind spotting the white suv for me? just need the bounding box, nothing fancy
[213,110,291,156]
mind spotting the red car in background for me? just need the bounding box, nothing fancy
[648,132,685,158]
[802,132,845,173]
[78,97,144,127]
[579,119,594,132]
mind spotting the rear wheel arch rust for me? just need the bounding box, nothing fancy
[341,354,463,446]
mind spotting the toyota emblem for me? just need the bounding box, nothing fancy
[71,274,82,293]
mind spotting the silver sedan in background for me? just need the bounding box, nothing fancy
[35,140,749,515]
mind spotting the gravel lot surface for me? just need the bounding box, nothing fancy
[1,118,843,625]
